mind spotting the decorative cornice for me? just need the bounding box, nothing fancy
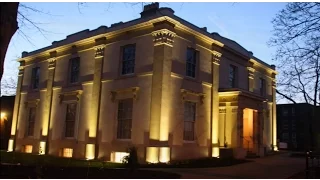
[94,44,106,59]
[212,50,221,66]
[24,99,40,108]
[59,90,83,104]
[110,87,140,102]
[272,79,276,88]
[247,67,255,79]
[48,57,56,69]
[152,29,176,47]
[219,108,226,113]
[18,66,25,76]
[212,50,222,58]
[180,89,206,104]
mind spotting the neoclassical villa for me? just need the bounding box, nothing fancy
[9,3,278,163]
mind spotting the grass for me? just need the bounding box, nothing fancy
[141,157,251,168]
[0,151,181,178]
[0,165,181,178]
[0,150,123,168]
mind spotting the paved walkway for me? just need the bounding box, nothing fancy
[145,152,305,179]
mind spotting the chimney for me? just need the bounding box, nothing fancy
[140,2,160,18]
[201,27,207,32]
[22,51,28,58]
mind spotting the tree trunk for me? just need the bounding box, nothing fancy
[0,2,19,81]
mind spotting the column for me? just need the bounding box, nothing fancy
[271,73,278,151]
[43,51,57,155]
[211,50,222,157]
[88,38,106,160]
[247,66,255,92]
[148,21,175,163]
[9,58,25,152]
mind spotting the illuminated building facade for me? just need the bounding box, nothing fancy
[9,3,278,162]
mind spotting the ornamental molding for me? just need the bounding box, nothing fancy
[94,44,106,59]
[110,87,140,102]
[152,29,176,47]
[247,67,255,79]
[180,89,206,104]
[48,57,56,69]
[24,99,40,108]
[59,90,83,104]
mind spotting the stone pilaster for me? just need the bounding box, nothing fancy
[10,60,25,152]
[44,51,57,155]
[148,21,175,163]
[211,50,221,157]
[247,66,255,92]
[149,22,175,142]
[271,73,278,151]
[91,38,106,159]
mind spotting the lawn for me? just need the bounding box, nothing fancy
[0,150,123,168]
[141,157,250,168]
[0,150,249,178]
[0,151,180,178]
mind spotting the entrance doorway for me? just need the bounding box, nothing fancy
[243,108,256,152]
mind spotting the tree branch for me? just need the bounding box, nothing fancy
[276,89,297,104]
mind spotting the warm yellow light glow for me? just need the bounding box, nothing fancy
[159,147,170,163]
[25,145,33,153]
[212,147,219,157]
[39,141,46,155]
[159,116,169,141]
[218,91,241,97]
[8,139,14,152]
[1,112,6,119]
[146,147,159,163]
[85,144,95,160]
[111,152,129,163]
[243,108,254,149]
[63,148,73,158]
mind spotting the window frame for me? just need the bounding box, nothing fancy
[27,107,36,137]
[31,67,40,90]
[183,101,196,141]
[64,103,77,138]
[116,99,133,140]
[120,44,136,76]
[229,64,237,88]
[259,77,266,96]
[186,47,198,79]
[69,57,80,84]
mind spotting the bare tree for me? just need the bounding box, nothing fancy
[0,3,19,80]
[269,2,320,150]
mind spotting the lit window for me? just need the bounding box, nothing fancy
[229,65,237,88]
[63,148,73,158]
[65,103,77,138]
[117,99,133,139]
[24,145,33,153]
[184,101,196,141]
[121,45,135,75]
[186,48,197,78]
[27,107,36,136]
[31,67,40,89]
[69,57,80,83]
[111,152,129,163]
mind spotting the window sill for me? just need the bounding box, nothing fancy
[63,137,76,140]
[184,76,199,83]
[116,73,136,80]
[183,140,196,143]
[115,138,131,141]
